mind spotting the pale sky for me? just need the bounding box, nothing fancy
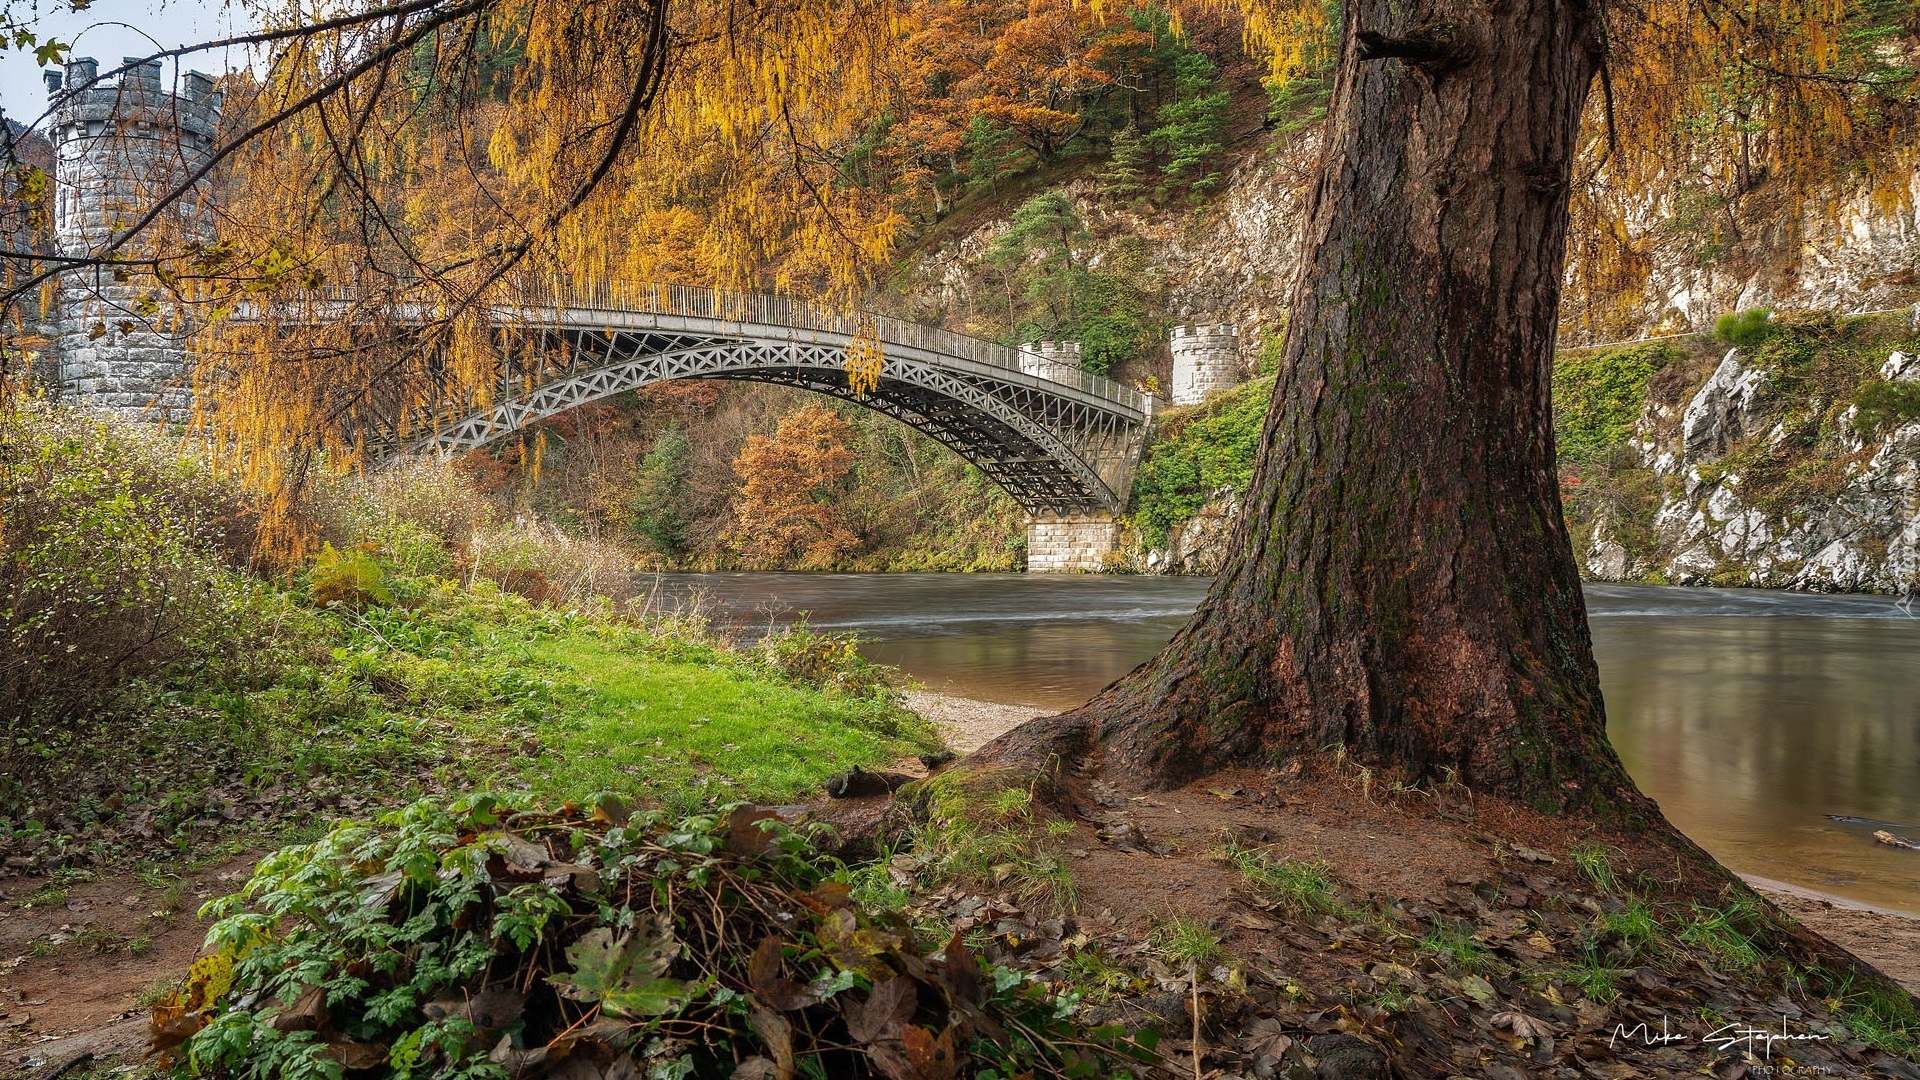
[0,0,252,132]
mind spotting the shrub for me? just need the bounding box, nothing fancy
[469,519,637,604]
[1853,379,1920,437]
[1714,308,1774,347]
[0,403,311,823]
[756,622,900,701]
[1551,342,1674,461]
[304,460,497,575]
[0,403,258,724]
[166,797,1157,1080]
[307,542,395,609]
[1128,376,1274,547]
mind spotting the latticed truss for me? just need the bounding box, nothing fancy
[364,303,1152,516]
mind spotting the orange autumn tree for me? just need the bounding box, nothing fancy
[725,403,864,570]
[0,0,1910,479]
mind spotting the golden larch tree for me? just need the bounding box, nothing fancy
[725,402,863,570]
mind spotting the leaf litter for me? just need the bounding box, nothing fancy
[146,795,1162,1079]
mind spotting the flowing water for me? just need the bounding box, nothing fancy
[647,573,1920,914]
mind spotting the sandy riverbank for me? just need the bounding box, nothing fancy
[906,690,1920,993]
[902,690,1058,753]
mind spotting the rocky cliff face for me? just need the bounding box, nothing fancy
[1564,174,1920,344]
[1129,487,1239,574]
[888,124,1920,589]
[894,132,1316,383]
[1585,337,1920,593]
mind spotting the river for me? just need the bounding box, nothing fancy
[647,573,1920,915]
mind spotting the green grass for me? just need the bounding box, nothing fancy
[988,785,1035,819]
[1600,899,1664,959]
[1831,978,1920,1058]
[903,811,1079,915]
[1565,951,1624,1003]
[1673,899,1764,970]
[1224,841,1348,917]
[18,884,68,908]
[1420,924,1493,975]
[1151,916,1222,967]
[509,635,937,809]
[8,553,944,871]
[897,770,1081,914]
[1571,842,1616,892]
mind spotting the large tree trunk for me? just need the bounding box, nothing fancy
[989,0,1647,813]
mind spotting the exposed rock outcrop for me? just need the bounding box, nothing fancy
[1563,166,1920,342]
[1680,349,1771,460]
[894,133,1317,384]
[1583,345,1920,593]
[1134,488,1240,574]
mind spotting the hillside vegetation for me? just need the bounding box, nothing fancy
[1102,309,1920,593]
[1567,310,1920,591]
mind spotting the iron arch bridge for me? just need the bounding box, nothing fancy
[361,283,1152,516]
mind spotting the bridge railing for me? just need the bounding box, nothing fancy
[305,279,1147,414]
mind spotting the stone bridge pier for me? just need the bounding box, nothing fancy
[1020,324,1248,572]
[1026,515,1121,572]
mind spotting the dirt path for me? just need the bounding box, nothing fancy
[0,855,259,1073]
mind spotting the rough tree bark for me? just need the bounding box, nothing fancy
[983,0,1649,813]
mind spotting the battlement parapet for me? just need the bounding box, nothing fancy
[47,58,222,154]
[1170,323,1237,343]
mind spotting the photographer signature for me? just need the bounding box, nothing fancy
[1611,1015,1831,1059]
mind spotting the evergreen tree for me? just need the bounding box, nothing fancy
[961,116,1026,196]
[987,192,1088,342]
[1148,52,1230,194]
[629,424,691,558]
[984,193,1149,377]
[1096,123,1149,199]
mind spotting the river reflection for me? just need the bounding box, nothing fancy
[1594,614,1920,911]
[647,573,1920,913]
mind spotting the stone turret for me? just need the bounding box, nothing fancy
[44,57,221,417]
[2,114,56,386]
[1018,340,1082,384]
[1169,323,1240,406]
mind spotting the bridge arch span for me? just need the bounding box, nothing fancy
[371,288,1152,517]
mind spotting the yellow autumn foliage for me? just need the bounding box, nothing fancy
[5,0,1907,557]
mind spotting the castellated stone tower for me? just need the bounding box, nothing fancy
[1017,340,1082,383]
[43,57,221,417]
[1169,323,1240,406]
